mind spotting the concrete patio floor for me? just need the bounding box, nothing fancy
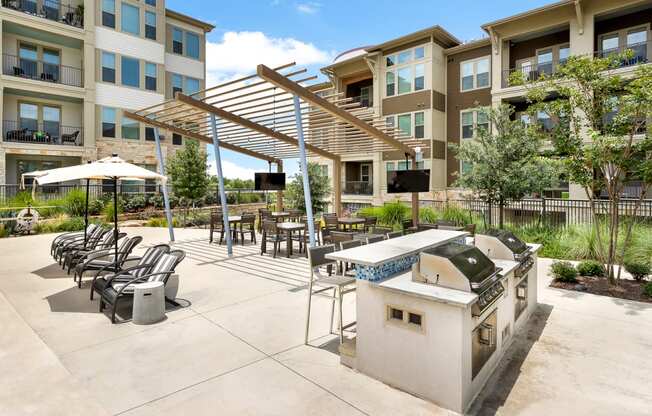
[1,227,651,415]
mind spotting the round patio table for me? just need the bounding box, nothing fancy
[276,222,304,257]
[338,217,365,232]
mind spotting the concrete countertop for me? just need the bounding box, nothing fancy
[326,229,469,267]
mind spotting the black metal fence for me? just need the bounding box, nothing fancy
[3,120,83,146]
[2,53,84,87]
[2,0,84,28]
[421,198,652,228]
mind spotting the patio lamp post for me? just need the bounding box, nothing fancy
[293,95,316,247]
[209,113,233,256]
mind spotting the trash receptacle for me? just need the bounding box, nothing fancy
[133,281,165,325]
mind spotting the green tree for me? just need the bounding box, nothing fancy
[285,162,332,214]
[521,53,652,284]
[450,104,560,228]
[166,140,209,213]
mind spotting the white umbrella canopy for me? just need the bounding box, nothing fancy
[24,156,167,185]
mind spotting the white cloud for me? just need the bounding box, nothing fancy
[296,2,321,14]
[205,31,334,86]
[208,159,258,180]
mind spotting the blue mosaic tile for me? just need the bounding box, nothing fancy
[354,254,420,282]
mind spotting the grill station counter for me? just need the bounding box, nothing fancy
[327,230,539,414]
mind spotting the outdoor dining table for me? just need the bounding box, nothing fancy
[276,222,305,257]
[352,232,383,242]
[338,217,365,231]
[271,212,290,219]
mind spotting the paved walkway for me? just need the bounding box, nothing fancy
[0,227,651,415]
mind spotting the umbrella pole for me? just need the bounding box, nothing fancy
[113,176,118,261]
[84,178,89,245]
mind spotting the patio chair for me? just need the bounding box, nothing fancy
[260,220,282,258]
[321,226,332,245]
[436,219,457,227]
[305,245,356,344]
[387,230,403,239]
[339,239,362,275]
[366,235,385,244]
[371,226,392,235]
[210,212,235,245]
[293,218,320,256]
[258,208,270,232]
[53,224,105,261]
[330,231,354,247]
[238,214,257,245]
[50,223,98,256]
[98,250,186,323]
[418,223,438,232]
[363,216,377,233]
[90,244,170,300]
[56,226,109,264]
[402,219,417,234]
[324,215,339,231]
[62,229,123,271]
[72,236,142,288]
[288,209,302,222]
[61,130,81,146]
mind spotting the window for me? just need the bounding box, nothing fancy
[172,27,183,54]
[145,126,155,141]
[102,0,115,28]
[19,43,37,78]
[537,48,553,76]
[145,11,156,40]
[397,67,411,94]
[101,52,116,83]
[42,49,60,82]
[102,107,116,137]
[385,116,395,129]
[461,111,474,139]
[43,106,60,140]
[390,307,403,321]
[172,73,183,95]
[360,86,372,107]
[121,116,139,140]
[398,50,411,64]
[386,55,396,67]
[172,133,183,145]
[145,62,157,91]
[121,56,139,87]
[461,56,490,91]
[537,110,553,132]
[559,45,570,65]
[414,64,424,91]
[145,0,156,5]
[398,114,411,136]
[386,72,395,96]
[461,109,489,140]
[121,3,140,35]
[19,103,38,131]
[414,46,425,60]
[414,112,424,139]
[627,28,647,62]
[408,312,422,326]
[386,162,395,171]
[477,111,489,133]
[184,77,200,94]
[601,33,619,56]
[186,32,200,59]
[397,161,409,171]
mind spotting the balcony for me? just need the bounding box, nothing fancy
[343,181,373,195]
[2,53,83,87]
[3,120,83,146]
[594,40,649,69]
[1,0,84,28]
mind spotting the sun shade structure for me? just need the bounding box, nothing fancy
[126,62,426,253]
[24,156,168,260]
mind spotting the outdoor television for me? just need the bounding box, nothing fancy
[255,172,286,191]
[387,169,430,193]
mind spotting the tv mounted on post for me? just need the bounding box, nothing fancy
[387,169,430,193]
[255,172,286,191]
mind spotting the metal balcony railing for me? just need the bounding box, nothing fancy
[3,120,83,146]
[594,40,649,68]
[2,53,83,87]
[343,181,373,195]
[1,0,84,28]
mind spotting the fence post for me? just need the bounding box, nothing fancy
[541,196,546,226]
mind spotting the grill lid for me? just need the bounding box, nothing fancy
[422,242,497,284]
[485,229,528,254]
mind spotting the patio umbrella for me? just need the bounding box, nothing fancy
[23,155,167,260]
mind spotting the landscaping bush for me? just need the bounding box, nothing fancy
[440,205,472,225]
[419,207,439,224]
[63,189,87,217]
[576,260,605,277]
[146,216,179,228]
[624,260,651,282]
[87,198,105,216]
[550,261,578,283]
[103,200,123,222]
[123,194,146,212]
[378,201,410,228]
[357,206,383,219]
[643,282,652,298]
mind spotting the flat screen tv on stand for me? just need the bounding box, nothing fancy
[387,169,430,193]
[255,172,286,210]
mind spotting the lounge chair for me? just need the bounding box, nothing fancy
[90,244,170,301]
[305,245,356,344]
[98,250,186,323]
[72,236,142,288]
[50,223,98,256]
[62,229,123,271]
[55,225,107,263]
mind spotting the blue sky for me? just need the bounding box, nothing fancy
[165,0,553,179]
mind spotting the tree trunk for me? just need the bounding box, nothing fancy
[499,198,505,229]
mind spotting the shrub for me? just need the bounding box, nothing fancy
[63,189,87,217]
[624,260,651,282]
[643,282,652,298]
[123,194,146,212]
[146,216,179,228]
[103,200,123,222]
[419,207,439,224]
[88,198,105,216]
[378,201,410,227]
[440,205,471,225]
[550,261,578,283]
[576,260,605,277]
[357,206,383,219]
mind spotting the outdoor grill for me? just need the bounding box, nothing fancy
[475,230,534,321]
[413,242,504,317]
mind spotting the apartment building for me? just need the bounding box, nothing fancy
[0,0,212,187]
[314,0,652,209]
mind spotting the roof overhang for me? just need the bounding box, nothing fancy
[165,9,215,32]
[481,0,574,32]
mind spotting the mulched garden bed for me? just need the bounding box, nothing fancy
[551,276,652,304]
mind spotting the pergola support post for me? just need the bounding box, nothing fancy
[333,159,342,216]
[293,95,316,247]
[276,160,283,212]
[153,126,175,242]
[210,114,233,256]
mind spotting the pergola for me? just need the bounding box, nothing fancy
[126,63,427,254]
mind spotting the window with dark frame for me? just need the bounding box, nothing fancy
[172,27,183,54]
[102,107,116,138]
[171,73,183,96]
[145,0,156,6]
[145,127,155,141]
[172,133,183,145]
[121,56,140,88]
[145,62,157,91]
[101,52,115,83]
[145,11,156,40]
[102,0,115,28]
